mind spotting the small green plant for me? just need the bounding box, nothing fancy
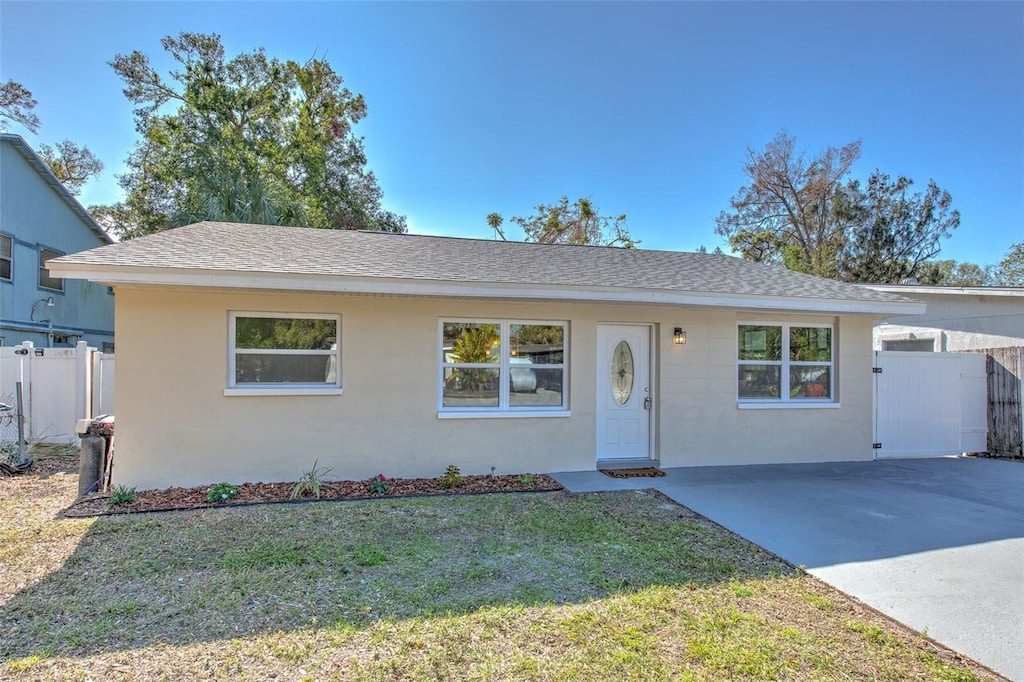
[108,485,137,506]
[437,464,465,489]
[206,482,239,503]
[517,474,535,486]
[366,473,389,495]
[290,460,334,499]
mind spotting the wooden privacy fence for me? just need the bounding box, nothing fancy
[0,340,115,445]
[966,347,1023,458]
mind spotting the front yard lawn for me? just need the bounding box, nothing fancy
[1,458,995,680]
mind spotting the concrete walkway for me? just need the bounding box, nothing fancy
[552,458,1024,680]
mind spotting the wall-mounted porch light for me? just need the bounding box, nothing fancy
[30,296,55,322]
[673,328,686,345]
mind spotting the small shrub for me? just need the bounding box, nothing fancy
[206,482,239,503]
[290,460,334,499]
[108,485,137,506]
[437,464,465,489]
[367,473,389,495]
[517,474,535,486]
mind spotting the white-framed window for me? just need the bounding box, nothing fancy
[439,319,567,414]
[737,323,833,402]
[0,234,12,282]
[227,312,341,395]
[39,246,64,292]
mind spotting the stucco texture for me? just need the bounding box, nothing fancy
[112,287,876,489]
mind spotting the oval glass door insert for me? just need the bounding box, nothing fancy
[611,339,634,405]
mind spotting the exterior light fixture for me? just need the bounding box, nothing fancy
[30,296,56,322]
[673,328,686,345]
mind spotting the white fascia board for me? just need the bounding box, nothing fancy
[49,263,927,315]
[864,284,1024,298]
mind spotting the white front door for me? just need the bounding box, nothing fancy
[597,324,652,461]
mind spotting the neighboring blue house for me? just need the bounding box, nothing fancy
[0,134,115,350]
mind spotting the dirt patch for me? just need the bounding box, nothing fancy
[64,472,563,517]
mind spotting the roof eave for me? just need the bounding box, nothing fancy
[863,284,1024,298]
[49,262,927,316]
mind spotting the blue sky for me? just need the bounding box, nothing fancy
[2,1,1021,265]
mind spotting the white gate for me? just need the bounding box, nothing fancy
[874,351,988,458]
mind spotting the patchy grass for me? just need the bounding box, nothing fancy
[0,458,997,680]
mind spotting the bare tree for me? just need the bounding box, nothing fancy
[715,130,861,277]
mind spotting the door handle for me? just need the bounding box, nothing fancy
[643,397,652,410]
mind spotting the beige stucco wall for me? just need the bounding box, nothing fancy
[113,287,877,489]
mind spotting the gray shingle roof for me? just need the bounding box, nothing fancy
[52,221,914,306]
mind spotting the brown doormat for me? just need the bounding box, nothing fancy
[599,467,666,479]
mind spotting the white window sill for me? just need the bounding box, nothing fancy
[225,387,344,397]
[437,410,571,420]
[737,401,840,410]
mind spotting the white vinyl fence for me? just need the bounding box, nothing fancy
[873,351,987,458]
[0,340,114,445]
[92,350,115,416]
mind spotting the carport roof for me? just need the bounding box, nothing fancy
[50,221,924,315]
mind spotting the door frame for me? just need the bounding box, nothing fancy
[595,322,656,464]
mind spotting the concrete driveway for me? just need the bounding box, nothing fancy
[553,458,1023,680]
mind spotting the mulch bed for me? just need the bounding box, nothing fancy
[600,467,666,478]
[63,472,563,517]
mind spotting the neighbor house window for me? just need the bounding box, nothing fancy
[39,247,64,292]
[738,323,833,402]
[228,312,341,392]
[0,234,12,281]
[440,320,567,413]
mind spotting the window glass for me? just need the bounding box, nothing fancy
[510,367,564,407]
[230,314,339,388]
[39,247,63,291]
[443,367,500,407]
[235,317,336,350]
[738,323,834,402]
[790,327,832,362]
[0,235,11,281]
[790,366,831,399]
[443,322,500,364]
[738,364,782,399]
[611,340,635,405]
[236,354,335,384]
[738,325,782,361]
[441,320,567,412]
[510,324,564,363]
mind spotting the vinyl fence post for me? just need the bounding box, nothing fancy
[15,381,26,464]
[75,341,92,421]
[17,341,33,443]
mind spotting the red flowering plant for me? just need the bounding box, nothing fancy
[367,473,389,495]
